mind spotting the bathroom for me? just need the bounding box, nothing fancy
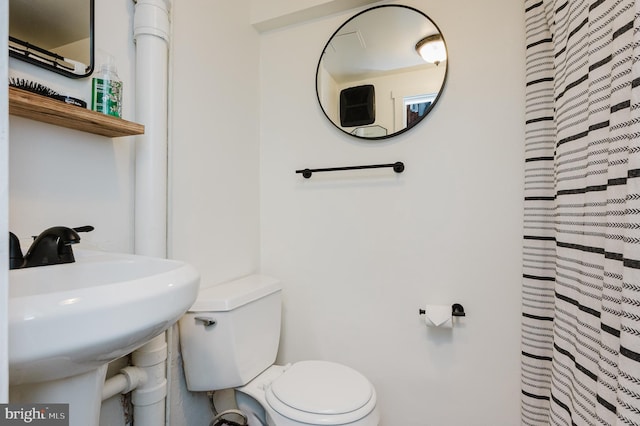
[0,0,525,425]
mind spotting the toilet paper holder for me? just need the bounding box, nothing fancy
[418,303,466,317]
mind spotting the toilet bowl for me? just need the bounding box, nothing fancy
[179,275,379,426]
[237,362,379,426]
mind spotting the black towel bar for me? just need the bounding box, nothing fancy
[296,161,404,179]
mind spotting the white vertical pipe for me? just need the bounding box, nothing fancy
[165,325,174,426]
[131,335,168,426]
[133,0,171,259]
[132,2,171,425]
[0,0,9,404]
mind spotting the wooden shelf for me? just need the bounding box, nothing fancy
[8,87,145,138]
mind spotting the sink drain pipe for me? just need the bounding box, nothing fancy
[102,335,168,425]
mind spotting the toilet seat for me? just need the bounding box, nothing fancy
[265,360,377,425]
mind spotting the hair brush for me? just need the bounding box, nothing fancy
[9,77,87,108]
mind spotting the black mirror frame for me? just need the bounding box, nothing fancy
[315,4,448,141]
[8,0,95,79]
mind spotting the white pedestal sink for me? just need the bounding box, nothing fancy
[8,249,200,426]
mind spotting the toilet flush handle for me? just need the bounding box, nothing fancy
[194,316,217,327]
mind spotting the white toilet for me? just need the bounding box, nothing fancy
[179,275,380,426]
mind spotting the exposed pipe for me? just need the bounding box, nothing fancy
[102,374,129,401]
[101,336,168,425]
[102,366,146,401]
[115,1,172,425]
[133,0,171,259]
[165,325,174,426]
[131,335,168,426]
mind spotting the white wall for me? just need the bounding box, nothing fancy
[169,0,260,289]
[1,0,9,404]
[8,0,136,253]
[168,0,261,423]
[258,1,525,425]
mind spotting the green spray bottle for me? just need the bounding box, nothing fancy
[91,54,123,118]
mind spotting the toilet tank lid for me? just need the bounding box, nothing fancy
[189,275,281,312]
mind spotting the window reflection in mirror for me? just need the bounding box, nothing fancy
[9,0,94,78]
[316,5,447,140]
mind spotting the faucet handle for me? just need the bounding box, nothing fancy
[30,225,93,240]
[73,225,94,233]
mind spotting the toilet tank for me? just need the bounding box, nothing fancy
[179,275,282,391]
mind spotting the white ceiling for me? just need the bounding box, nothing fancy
[9,0,90,49]
[320,6,442,84]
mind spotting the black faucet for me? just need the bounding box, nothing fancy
[9,226,94,269]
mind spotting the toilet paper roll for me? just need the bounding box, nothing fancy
[424,305,453,328]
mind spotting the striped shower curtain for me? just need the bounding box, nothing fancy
[522,0,640,425]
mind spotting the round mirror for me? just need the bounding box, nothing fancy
[316,5,448,140]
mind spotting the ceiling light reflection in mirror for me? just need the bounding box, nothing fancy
[316,5,447,140]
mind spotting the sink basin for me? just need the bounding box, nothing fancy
[9,249,200,385]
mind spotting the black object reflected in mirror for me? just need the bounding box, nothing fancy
[9,0,94,78]
[316,5,448,140]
